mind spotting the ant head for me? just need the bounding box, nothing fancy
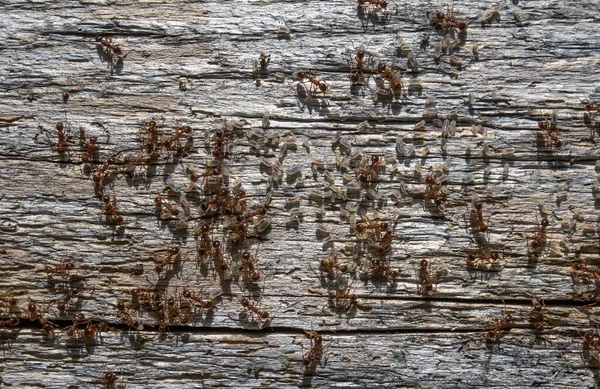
[540,218,549,228]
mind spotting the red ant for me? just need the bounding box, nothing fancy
[195,221,217,263]
[319,249,348,279]
[0,292,18,311]
[417,259,436,296]
[582,329,600,366]
[529,298,548,331]
[585,99,600,120]
[153,245,182,274]
[164,123,192,155]
[55,284,84,312]
[430,3,468,32]
[82,320,114,344]
[369,257,399,280]
[154,195,181,219]
[424,172,445,208]
[358,0,390,12]
[102,195,125,225]
[51,121,73,154]
[537,112,562,149]
[529,217,549,254]
[0,317,20,328]
[28,300,58,338]
[96,36,123,61]
[353,215,389,238]
[350,46,374,86]
[209,125,232,159]
[354,155,383,185]
[571,260,600,282]
[376,63,403,96]
[472,200,489,232]
[116,299,142,331]
[485,302,513,343]
[300,330,324,372]
[239,251,261,282]
[181,288,215,311]
[211,240,233,281]
[101,371,118,389]
[78,126,106,163]
[240,295,270,325]
[64,313,89,340]
[466,249,502,271]
[91,157,118,191]
[185,165,223,190]
[328,285,358,313]
[295,70,330,97]
[44,256,80,281]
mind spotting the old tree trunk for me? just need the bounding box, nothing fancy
[1,0,600,388]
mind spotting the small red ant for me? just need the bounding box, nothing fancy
[529,298,548,331]
[300,330,325,372]
[295,70,330,98]
[417,259,436,296]
[240,295,270,325]
[571,260,600,282]
[485,302,513,343]
[376,63,403,96]
[96,36,123,62]
[102,195,125,225]
[429,3,468,32]
[537,111,562,149]
[529,217,549,254]
[585,99,600,120]
[328,285,358,313]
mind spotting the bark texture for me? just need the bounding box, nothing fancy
[1,0,600,388]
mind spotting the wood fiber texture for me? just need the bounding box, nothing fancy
[1,0,600,388]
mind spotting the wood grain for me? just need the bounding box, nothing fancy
[1,0,600,387]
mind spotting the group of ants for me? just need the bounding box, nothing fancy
[5,3,600,386]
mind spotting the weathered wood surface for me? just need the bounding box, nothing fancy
[1,0,600,387]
